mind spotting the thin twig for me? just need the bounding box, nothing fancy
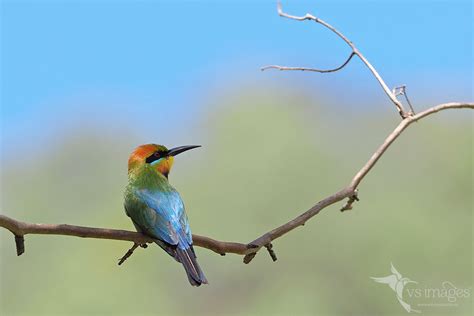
[340,190,359,212]
[393,85,416,114]
[1,103,472,263]
[349,102,473,189]
[14,235,25,256]
[261,52,355,73]
[118,243,140,265]
[265,243,278,262]
[263,1,407,117]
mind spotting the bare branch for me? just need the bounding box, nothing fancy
[261,52,355,73]
[0,215,249,257]
[349,102,473,189]
[1,103,472,263]
[264,1,408,117]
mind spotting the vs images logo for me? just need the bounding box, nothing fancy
[371,263,471,313]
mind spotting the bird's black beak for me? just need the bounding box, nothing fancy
[167,145,201,157]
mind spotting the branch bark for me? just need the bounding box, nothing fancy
[0,215,249,257]
[1,103,472,263]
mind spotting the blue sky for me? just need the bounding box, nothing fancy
[1,0,472,157]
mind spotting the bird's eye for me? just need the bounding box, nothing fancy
[146,151,162,164]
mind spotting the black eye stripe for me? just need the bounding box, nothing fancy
[146,151,162,164]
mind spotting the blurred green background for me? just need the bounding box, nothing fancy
[1,90,472,315]
[1,0,472,315]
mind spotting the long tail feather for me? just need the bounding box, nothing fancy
[175,246,208,287]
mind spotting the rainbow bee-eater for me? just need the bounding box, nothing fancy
[124,144,207,286]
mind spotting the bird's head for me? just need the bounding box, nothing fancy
[128,144,200,178]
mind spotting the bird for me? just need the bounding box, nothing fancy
[371,263,419,313]
[124,143,208,286]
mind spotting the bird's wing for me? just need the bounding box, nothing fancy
[132,188,192,247]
